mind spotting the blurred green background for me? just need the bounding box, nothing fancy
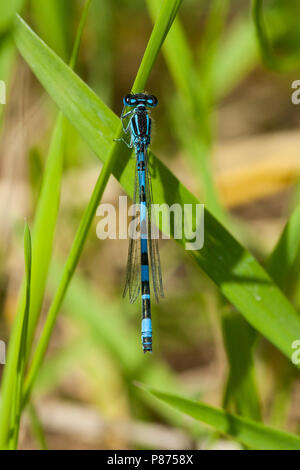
[0,0,300,450]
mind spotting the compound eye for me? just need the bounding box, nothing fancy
[123,94,136,106]
[147,95,158,107]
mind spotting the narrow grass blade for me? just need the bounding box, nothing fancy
[11,224,32,448]
[252,0,277,70]
[0,37,15,82]
[0,224,32,449]
[28,403,48,450]
[132,0,183,92]
[17,0,183,405]
[0,36,16,123]
[14,14,300,369]
[30,0,70,61]
[144,387,300,450]
[222,311,261,421]
[22,114,66,352]
[0,0,24,35]
[197,0,230,80]
[266,204,300,292]
[68,0,92,70]
[212,14,258,99]
[269,364,295,430]
[252,0,300,72]
[88,0,114,103]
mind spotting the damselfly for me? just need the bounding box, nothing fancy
[116,93,164,353]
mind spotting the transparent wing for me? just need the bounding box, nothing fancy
[123,160,141,303]
[145,149,164,302]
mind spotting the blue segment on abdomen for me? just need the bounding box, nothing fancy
[140,201,147,218]
[141,238,147,254]
[141,265,149,281]
[142,318,152,337]
[140,202,147,238]
[141,317,152,353]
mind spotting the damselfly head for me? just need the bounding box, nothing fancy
[123,93,158,108]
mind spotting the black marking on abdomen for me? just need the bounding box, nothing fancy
[142,280,150,295]
[140,185,146,202]
[137,161,145,171]
[142,297,151,318]
[141,252,148,265]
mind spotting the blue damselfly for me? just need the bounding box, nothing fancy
[117,93,164,353]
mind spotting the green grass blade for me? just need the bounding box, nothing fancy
[0,36,15,82]
[17,0,183,405]
[10,224,32,449]
[268,364,295,430]
[212,14,258,99]
[196,0,230,96]
[222,311,261,421]
[0,36,16,124]
[30,0,70,61]
[148,0,206,115]
[69,0,92,70]
[266,204,300,291]
[0,0,24,35]
[252,0,300,72]
[14,13,300,369]
[23,114,66,352]
[0,224,32,449]
[28,403,48,450]
[145,387,300,450]
[88,0,114,103]
[252,0,277,70]
[132,0,183,92]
